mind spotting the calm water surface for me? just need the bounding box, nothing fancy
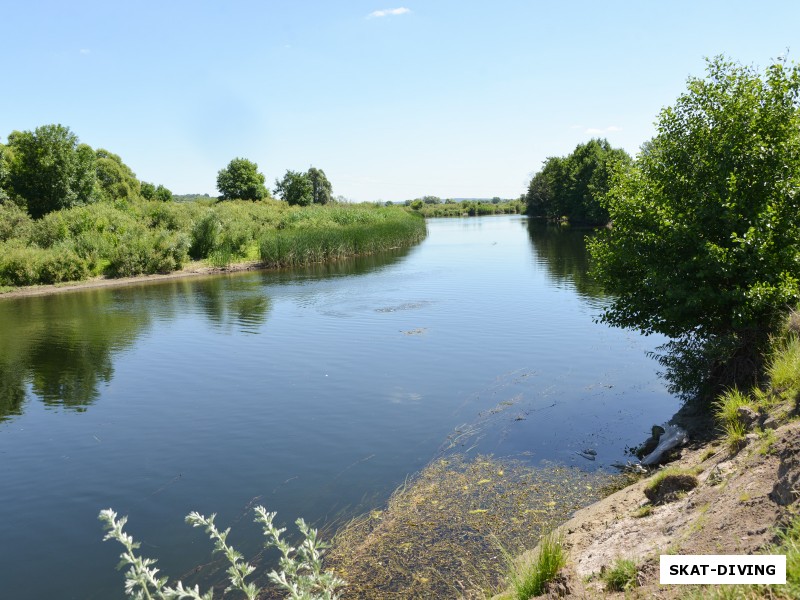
[0,216,679,598]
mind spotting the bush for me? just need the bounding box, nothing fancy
[99,506,345,600]
[189,211,222,259]
[106,228,190,277]
[0,202,32,242]
[0,241,89,286]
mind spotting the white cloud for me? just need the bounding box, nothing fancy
[79,48,90,55]
[368,7,411,18]
[585,125,621,134]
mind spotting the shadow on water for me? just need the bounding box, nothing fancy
[0,247,414,422]
[524,219,606,302]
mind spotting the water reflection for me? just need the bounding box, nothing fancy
[525,220,605,301]
[0,247,414,422]
[0,292,153,420]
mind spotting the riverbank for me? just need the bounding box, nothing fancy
[0,200,427,296]
[492,330,800,599]
[0,258,264,299]
[494,418,800,598]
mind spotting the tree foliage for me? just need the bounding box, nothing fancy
[307,167,333,205]
[589,57,800,393]
[6,124,98,218]
[525,139,631,224]
[141,182,173,202]
[217,157,268,201]
[94,148,141,203]
[274,170,314,206]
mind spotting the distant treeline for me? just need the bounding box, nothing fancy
[523,138,631,225]
[395,196,524,218]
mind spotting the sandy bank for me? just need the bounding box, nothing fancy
[0,259,265,300]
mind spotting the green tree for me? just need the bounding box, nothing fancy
[6,124,97,218]
[589,56,800,394]
[307,167,333,205]
[274,170,313,206]
[0,143,10,203]
[217,158,268,201]
[94,148,141,202]
[525,140,631,224]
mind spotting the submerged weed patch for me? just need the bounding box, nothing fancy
[326,454,612,599]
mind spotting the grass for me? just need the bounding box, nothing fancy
[768,334,800,401]
[259,209,426,268]
[509,532,566,599]
[601,558,638,592]
[710,331,800,455]
[643,467,699,505]
[714,388,754,453]
[633,504,653,518]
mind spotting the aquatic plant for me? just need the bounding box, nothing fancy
[326,454,610,598]
[99,506,345,600]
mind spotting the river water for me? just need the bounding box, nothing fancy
[0,215,678,598]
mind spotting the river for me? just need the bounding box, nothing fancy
[0,215,679,598]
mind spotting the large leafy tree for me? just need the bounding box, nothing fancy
[307,167,333,205]
[274,170,313,206]
[217,158,268,201]
[6,124,97,218]
[94,148,141,202]
[589,57,800,393]
[525,139,631,224]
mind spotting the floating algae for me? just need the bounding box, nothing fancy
[326,454,615,599]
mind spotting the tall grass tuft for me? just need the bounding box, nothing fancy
[602,558,639,591]
[714,388,753,452]
[508,532,566,599]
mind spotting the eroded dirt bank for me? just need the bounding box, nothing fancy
[496,419,800,598]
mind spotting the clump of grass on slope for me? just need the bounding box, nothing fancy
[602,558,639,592]
[509,532,566,599]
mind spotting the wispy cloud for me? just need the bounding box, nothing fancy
[585,125,621,134]
[367,7,411,18]
[79,48,91,55]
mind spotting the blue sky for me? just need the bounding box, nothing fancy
[2,1,798,201]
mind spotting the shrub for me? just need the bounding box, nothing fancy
[0,201,32,242]
[0,241,89,285]
[99,506,345,600]
[190,211,222,259]
[106,228,190,277]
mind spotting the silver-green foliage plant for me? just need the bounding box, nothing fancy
[99,506,345,600]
